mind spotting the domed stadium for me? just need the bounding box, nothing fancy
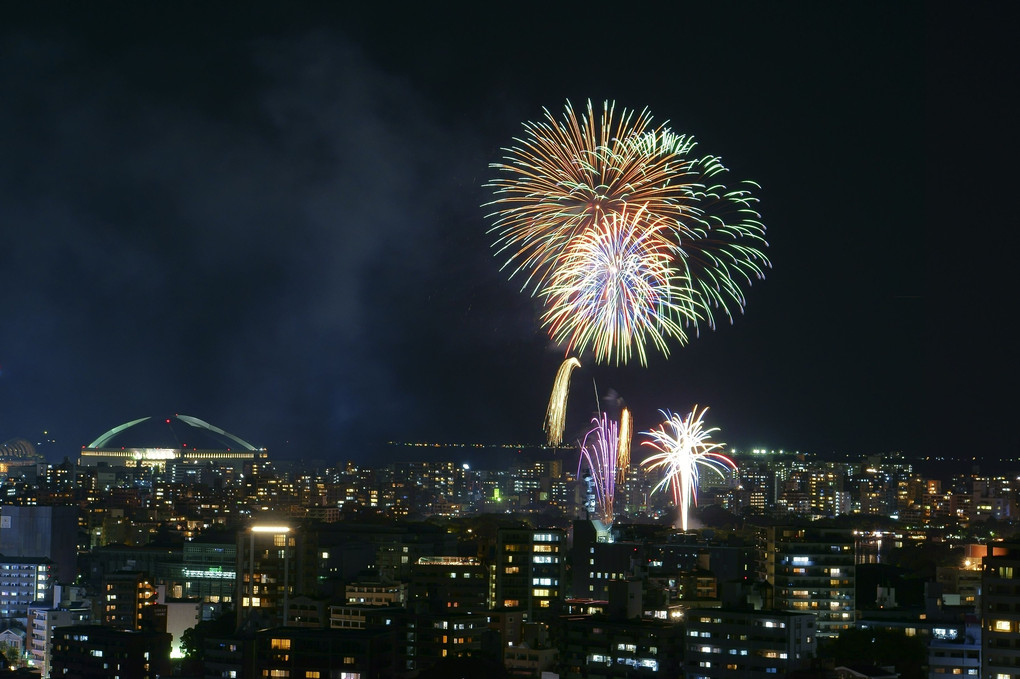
[78,414,267,471]
[0,438,45,478]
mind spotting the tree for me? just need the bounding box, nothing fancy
[179,608,235,661]
[818,628,927,679]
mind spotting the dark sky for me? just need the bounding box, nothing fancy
[0,3,1013,465]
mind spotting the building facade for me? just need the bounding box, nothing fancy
[495,527,566,620]
[685,608,816,677]
[766,526,855,637]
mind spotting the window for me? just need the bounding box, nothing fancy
[270,639,291,650]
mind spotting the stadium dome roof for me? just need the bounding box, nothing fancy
[85,415,257,451]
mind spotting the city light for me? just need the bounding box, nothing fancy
[251,525,291,533]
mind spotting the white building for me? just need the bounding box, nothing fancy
[0,556,54,621]
[27,588,91,678]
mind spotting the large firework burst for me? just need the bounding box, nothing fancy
[485,99,769,364]
[640,406,736,531]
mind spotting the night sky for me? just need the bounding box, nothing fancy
[0,4,1013,466]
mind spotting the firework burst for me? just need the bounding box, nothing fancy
[578,412,619,526]
[540,205,697,366]
[485,99,769,364]
[640,406,736,531]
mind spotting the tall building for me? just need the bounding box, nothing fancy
[571,519,643,600]
[766,526,855,637]
[0,504,78,585]
[102,571,161,630]
[928,620,981,679]
[982,545,1020,678]
[236,521,318,630]
[181,537,236,605]
[0,555,55,620]
[495,527,565,620]
[27,592,92,679]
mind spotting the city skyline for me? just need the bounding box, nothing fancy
[1,4,1012,464]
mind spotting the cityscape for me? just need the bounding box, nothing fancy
[0,414,1017,678]
[1,3,1014,679]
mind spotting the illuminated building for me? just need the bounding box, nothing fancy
[0,437,44,481]
[407,610,491,671]
[0,556,54,619]
[27,586,91,679]
[181,538,236,604]
[928,620,981,679]
[236,522,318,630]
[49,625,171,679]
[685,609,816,677]
[495,527,565,620]
[571,519,643,600]
[255,626,398,678]
[981,545,1020,678]
[102,571,161,630]
[344,582,407,607]
[409,556,492,613]
[766,526,855,638]
[0,504,78,584]
[558,617,684,678]
[78,414,267,473]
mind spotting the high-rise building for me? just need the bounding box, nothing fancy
[571,519,642,600]
[181,537,236,605]
[27,590,92,679]
[982,545,1020,678]
[0,504,78,584]
[766,526,855,637]
[102,571,161,630]
[0,555,55,620]
[236,521,318,630]
[495,527,565,620]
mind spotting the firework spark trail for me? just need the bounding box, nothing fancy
[485,99,770,365]
[540,205,697,366]
[616,407,632,484]
[640,407,737,531]
[543,357,582,446]
[578,412,619,526]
